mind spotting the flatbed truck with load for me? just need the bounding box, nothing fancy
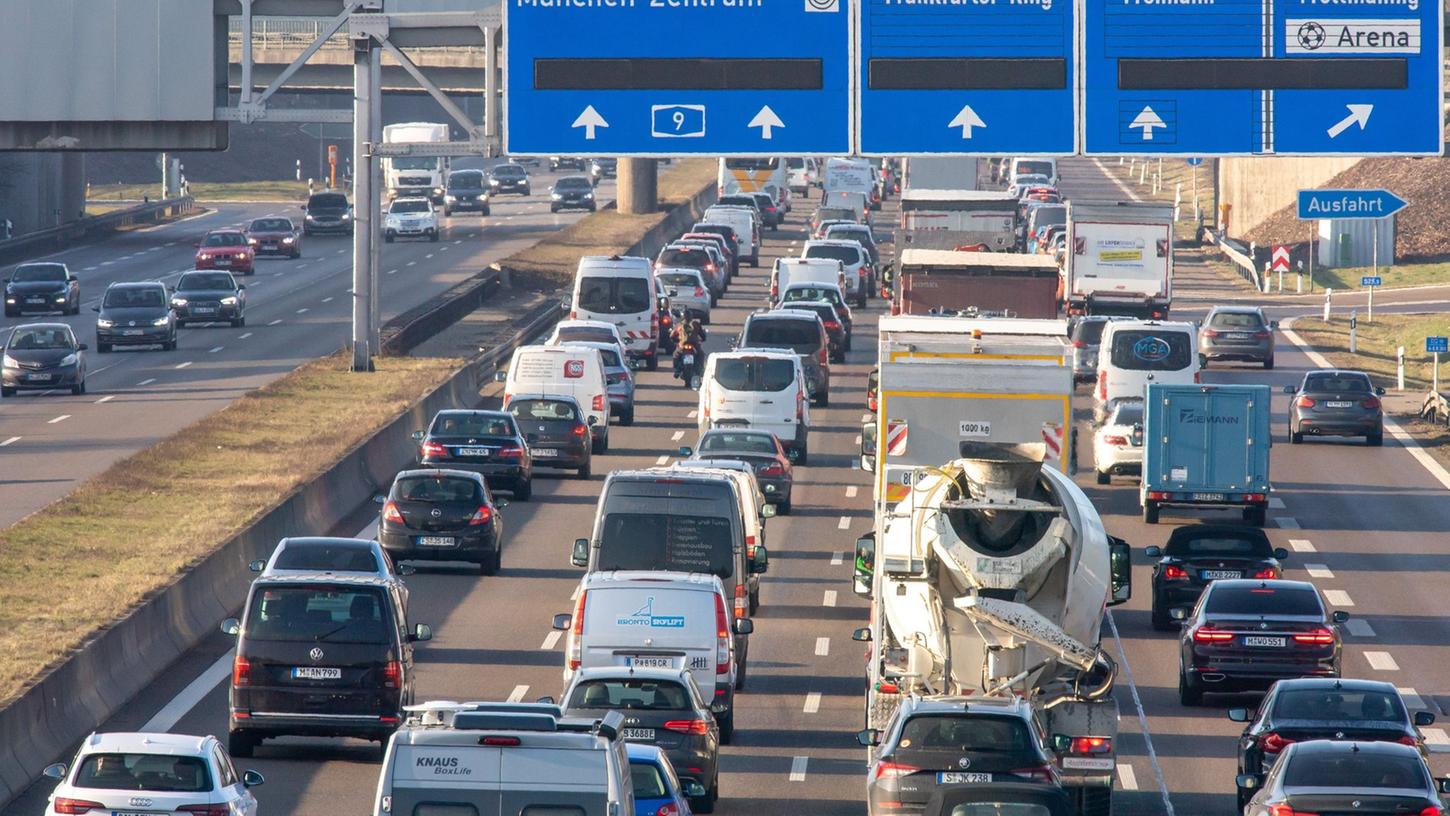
[899,189,1018,252]
[1065,201,1175,319]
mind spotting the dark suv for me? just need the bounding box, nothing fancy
[741,310,832,406]
[488,164,531,196]
[301,191,354,235]
[94,282,176,353]
[221,574,431,757]
[443,170,491,217]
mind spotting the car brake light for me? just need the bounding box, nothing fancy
[650,311,659,338]
[421,440,447,458]
[572,423,589,437]
[1268,804,1318,816]
[568,590,587,670]
[1071,340,1087,348]
[593,394,605,412]
[824,320,840,330]
[873,760,919,780]
[1194,370,1201,383]
[498,444,524,459]
[715,593,732,675]
[483,736,521,746]
[695,286,706,298]
[1069,737,1112,754]
[1416,807,1444,816]
[1147,491,1169,501]
[732,584,748,623]
[1297,396,1317,409]
[1202,328,1220,338]
[1162,565,1189,580]
[656,805,680,816]
[1398,735,1421,746]
[232,654,252,686]
[1191,626,1235,643]
[1103,435,1129,447]
[663,719,710,735]
[1252,567,1279,579]
[1259,732,1293,753]
[1010,764,1058,783]
[383,501,405,524]
[818,347,828,365]
[759,462,785,476]
[468,506,493,526]
[382,660,402,688]
[569,310,577,319]
[1361,396,1381,409]
[1292,628,1334,645]
[53,799,106,815]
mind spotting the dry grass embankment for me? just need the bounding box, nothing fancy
[88,180,316,203]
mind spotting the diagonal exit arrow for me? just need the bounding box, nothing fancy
[1326,104,1373,139]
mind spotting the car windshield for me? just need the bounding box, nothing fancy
[1273,687,1407,722]
[1016,160,1055,177]
[782,303,836,323]
[390,200,430,214]
[805,244,861,264]
[1071,319,1110,345]
[1108,402,1144,425]
[1109,329,1193,372]
[245,585,393,643]
[693,225,735,243]
[1210,311,1265,329]
[274,543,381,573]
[658,248,709,269]
[577,276,651,313]
[787,157,805,168]
[308,194,348,209]
[103,287,166,308]
[826,227,872,244]
[658,272,702,288]
[556,178,591,191]
[714,357,796,392]
[556,326,618,345]
[7,328,71,350]
[700,432,777,455]
[1304,374,1372,393]
[1282,751,1428,789]
[249,218,292,232]
[596,513,735,577]
[899,714,1033,753]
[392,476,482,503]
[12,264,65,282]
[509,399,579,422]
[1166,532,1270,558]
[1205,586,1322,616]
[596,348,622,368]
[74,753,211,793]
[718,196,758,209]
[493,166,524,178]
[449,172,484,190]
[178,273,234,291]
[432,413,515,437]
[392,157,438,170]
[568,678,690,710]
[630,763,669,799]
[745,320,820,354]
[202,232,245,247]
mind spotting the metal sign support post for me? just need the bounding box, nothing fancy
[369,45,383,358]
[351,32,376,372]
[1370,220,1378,322]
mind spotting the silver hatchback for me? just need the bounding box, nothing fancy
[1199,305,1276,369]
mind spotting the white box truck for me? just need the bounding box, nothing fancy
[383,122,450,203]
[898,189,1018,252]
[901,157,980,192]
[1064,201,1175,319]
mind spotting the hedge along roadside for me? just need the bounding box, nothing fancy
[0,162,719,810]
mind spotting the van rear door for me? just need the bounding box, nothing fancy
[584,586,717,680]
[707,355,799,442]
[574,273,655,357]
[389,745,503,816]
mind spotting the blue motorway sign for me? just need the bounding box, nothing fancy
[1083,0,1443,155]
[1297,188,1408,220]
[1362,276,1383,286]
[1428,336,1449,354]
[504,0,850,155]
[856,0,1074,155]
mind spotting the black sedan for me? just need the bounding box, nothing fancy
[550,175,597,212]
[4,262,79,316]
[378,469,505,575]
[505,395,592,478]
[1286,369,1385,446]
[171,271,246,328]
[1146,524,1287,630]
[1230,678,1435,809]
[488,164,531,196]
[1239,740,1450,816]
[684,429,794,512]
[1,323,87,396]
[1175,579,1348,706]
[94,281,177,352]
[413,409,532,500]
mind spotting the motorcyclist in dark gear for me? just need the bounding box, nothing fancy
[672,314,707,385]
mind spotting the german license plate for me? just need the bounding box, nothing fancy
[1192,493,1226,502]
[193,307,216,314]
[216,258,231,266]
[112,811,153,816]
[292,666,342,680]
[1326,400,1354,408]
[1243,636,1286,648]
[417,536,455,547]
[26,373,53,382]
[629,656,674,669]
[532,448,558,457]
[1228,332,1252,340]
[123,329,143,336]
[682,354,695,366]
[263,244,278,251]
[1201,570,1242,580]
[938,772,992,784]
[458,447,489,457]
[26,297,44,304]
[621,728,657,741]
[1062,757,1115,771]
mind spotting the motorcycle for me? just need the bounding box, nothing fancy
[673,340,704,390]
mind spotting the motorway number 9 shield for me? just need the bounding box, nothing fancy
[293,667,342,680]
[1242,636,1286,648]
[938,772,991,784]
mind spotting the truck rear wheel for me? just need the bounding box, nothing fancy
[1142,502,1160,524]
[1075,787,1112,816]
[1244,505,1267,527]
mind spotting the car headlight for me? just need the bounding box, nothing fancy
[1,354,16,369]
[221,296,238,306]
[96,318,114,328]
[341,212,352,221]
[433,187,444,195]
[282,236,294,244]
[551,193,563,200]
[171,297,188,307]
[305,214,316,221]
[583,193,594,199]
[247,238,258,245]
[55,294,68,301]
[152,316,171,326]
[445,195,456,202]
[198,253,211,260]
[60,353,78,367]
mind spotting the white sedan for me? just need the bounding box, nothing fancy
[45,732,264,816]
[1093,398,1145,485]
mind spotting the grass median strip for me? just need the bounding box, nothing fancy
[1311,262,1450,292]
[89,180,314,203]
[0,351,462,704]
[1292,315,1450,392]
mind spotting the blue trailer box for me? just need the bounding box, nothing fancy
[1141,383,1272,526]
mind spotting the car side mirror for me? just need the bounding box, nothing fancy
[683,780,708,799]
[410,623,433,642]
[299,204,307,211]
[1332,610,1350,623]
[411,430,425,441]
[787,447,800,463]
[42,763,66,780]
[750,545,769,574]
[68,275,77,282]
[1236,774,1259,792]
[497,498,509,509]
[238,284,246,290]
[1415,711,1437,726]
[1169,607,1188,621]
[1270,320,1280,328]
[1439,778,1450,795]
[1227,708,1251,722]
[1144,545,1163,558]
[677,446,693,457]
[76,343,88,351]
[760,503,777,519]
[733,618,754,635]
[572,538,590,568]
[373,494,386,504]
[494,371,508,383]
[857,728,881,747]
[242,770,265,788]
[1375,386,1386,396]
[91,306,100,312]
[220,617,241,636]
[1108,535,1132,607]
[1282,385,1297,394]
[1273,548,1289,560]
[535,695,556,705]
[552,613,572,631]
[860,422,877,472]
[248,559,265,573]
[397,564,416,576]
[851,627,872,642]
[587,415,598,426]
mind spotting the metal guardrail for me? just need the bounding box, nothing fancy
[1204,227,1263,292]
[1421,390,1450,426]
[0,197,196,265]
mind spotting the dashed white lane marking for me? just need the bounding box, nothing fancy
[803,693,821,714]
[1304,563,1334,579]
[322,296,334,303]
[687,410,698,419]
[100,260,114,266]
[425,253,434,259]
[1289,538,1316,552]
[861,413,872,422]
[141,650,234,733]
[0,436,19,447]
[1365,651,1399,671]
[138,378,156,386]
[814,637,830,656]
[1422,728,1450,753]
[1344,618,1377,638]
[175,361,192,369]
[854,435,862,445]
[239,332,252,340]
[453,239,463,244]
[541,630,562,650]
[296,308,309,314]
[655,454,670,465]
[845,485,858,498]
[837,516,851,530]
[788,756,808,782]
[571,584,581,601]
[507,685,529,703]
[1117,764,1139,791]
[388,269,398,275]
[1268,497,1286,509]
[208,346,224,353]
[440,246,449,251]
[406,261,416,267]
[335,249,345,254]
[83,266,98,271]
[1400,687,1426,709]
[94,395,114,404]
[1323,589,1354,607]
[831,551,844,566]
[1104,611,1177,816]
[1276,517,1301,529]
[823,590,837,607]
[670,430,685,442]
[48,415,70,424]
[268,319,283,326]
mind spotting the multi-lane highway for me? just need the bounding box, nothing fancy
[6,157,1450,816]
[0,160,613,528]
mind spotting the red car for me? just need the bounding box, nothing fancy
[194,230,255,275]
[243,216,303,259]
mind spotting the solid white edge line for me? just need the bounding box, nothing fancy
[141,651,235,733]
[1105,611,1176,816]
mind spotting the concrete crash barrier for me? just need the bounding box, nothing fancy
[0,197,197,265]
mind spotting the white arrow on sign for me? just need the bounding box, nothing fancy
[947,104,986,139]
[1326,104,1373,139]
[571,105,609,140]
[748,105,785,140]
[1129,106,1166,141]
